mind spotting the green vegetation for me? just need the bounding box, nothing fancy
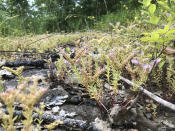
[0,77,47,130]
[0,0,175,130]
[0,0,141,36]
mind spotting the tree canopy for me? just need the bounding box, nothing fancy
[0,0,141,35]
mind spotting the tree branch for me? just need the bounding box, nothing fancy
[120,76,175,111]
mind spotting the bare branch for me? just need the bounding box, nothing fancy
[120,76,175,111]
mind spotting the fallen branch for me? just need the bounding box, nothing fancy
[120,76,175,112]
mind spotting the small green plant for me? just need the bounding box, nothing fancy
[0,88,17,131]
[0,76,47,131]
[34,102,45,131]
[45,120,63,131]
[59,47,88,66]
[111,68,121,95]
[139,0,175,92]
[55,54,67,81]
[17,77,46,131]
[78,57,106,89]
[140,0,175,45]
[2,66,24,82]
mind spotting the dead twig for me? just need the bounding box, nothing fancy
[120,76,175,112]
[126,90,141,110]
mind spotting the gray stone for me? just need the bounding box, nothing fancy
[0,69,15,79]
[52,106,60,114]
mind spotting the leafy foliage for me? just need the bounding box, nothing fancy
[139,0,175,92]
[0,0,141,35]
[0,0,175,130]
[0,77,46,130]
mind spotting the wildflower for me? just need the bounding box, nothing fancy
[131,58,161,73]
[131,59,140,65]
[131,59,142,68]
[166,13,171,17]
[143,64,152,72]
[64,60,70,66]
[116,22,120,26]
[153,58,161,65]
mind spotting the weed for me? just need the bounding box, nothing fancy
[0,76,47,131]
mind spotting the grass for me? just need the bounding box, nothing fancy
[0,31,109,51]
[0,31,108,61]
[94,7,140,31]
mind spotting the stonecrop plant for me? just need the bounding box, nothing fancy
[52,0,175,112]
[0,0,174,130]
[2,66,24,83]
[0,76,47,131]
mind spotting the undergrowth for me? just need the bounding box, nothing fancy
[0,0,174,130]
[0,75,47,130]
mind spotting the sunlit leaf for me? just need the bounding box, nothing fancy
[150,16,159,25]
[66,47,71,53]
[142,0,151,7]
[156,25,170,34]
[148,4,156,16]
[140,36,150,42]
[142,32,149,36]
[159,61,165,68]
[168,16,174,22]
[158,1,171,11]
[150,33,159,42]
[141,10,149,15]
[38,49,44,53]
[166,30,175,35]
[158,38,164,43]
[17,48,21,52]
